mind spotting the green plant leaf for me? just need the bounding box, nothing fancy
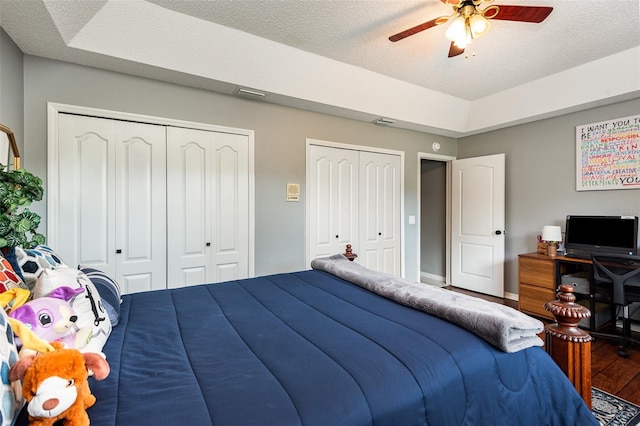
[0,165,44,249]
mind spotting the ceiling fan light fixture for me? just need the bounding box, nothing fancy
[445,15,466,42]
[388,2,551,58]
[446,16,473,49]
[469,13,490,38]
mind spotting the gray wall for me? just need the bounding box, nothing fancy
[6,34,639,295]
[420,159,446,279]
[21,55,457,280]
[458,98,640,295]
[0,27,23,155]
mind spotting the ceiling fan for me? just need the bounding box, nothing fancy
[389,0,553,58]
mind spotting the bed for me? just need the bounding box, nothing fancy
[14,252,597,425]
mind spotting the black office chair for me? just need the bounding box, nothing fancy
[590,253,640,357]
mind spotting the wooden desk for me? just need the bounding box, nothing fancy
[518,253,592,320]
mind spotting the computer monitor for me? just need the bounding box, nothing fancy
[564,215,639,257]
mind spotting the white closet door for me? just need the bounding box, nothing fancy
[57,115,167,293]
[308,145,359,261]
[212,132,250,283]
[167,127,212,287]
[167,127,249,287]
[114,121,167,293]
[359,151,402,275]
[57,114,116,276]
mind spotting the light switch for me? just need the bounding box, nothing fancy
[409,215,415,225]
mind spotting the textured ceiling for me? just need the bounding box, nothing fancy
[146,0,640,100]
[1,0,639,136]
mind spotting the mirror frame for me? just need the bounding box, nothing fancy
[0,124,21,169]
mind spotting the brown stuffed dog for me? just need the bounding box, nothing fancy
[9,343,109,426]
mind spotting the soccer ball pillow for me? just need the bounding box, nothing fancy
[14,245,65,290]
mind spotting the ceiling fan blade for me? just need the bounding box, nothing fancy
[448,42,465,58]
[490,5,553,23]
[389,18,439,42]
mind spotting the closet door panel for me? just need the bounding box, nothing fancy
[335,157,358,248]
[382,163,399,240]
[312,154,333,248]
[359,151,401,276]
[212,133,249,282]
[308,145,359,260]
[58,114,116,275]
[115,122,167,293]
[361,158,380,244]
[181,141,208,254]
[167,127,212,288]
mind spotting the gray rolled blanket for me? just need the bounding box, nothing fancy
[311,254,544,353]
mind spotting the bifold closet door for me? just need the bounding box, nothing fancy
[308,145,359,261]
[57,114,167,293]
[166,127,249,287]
[358,151,401,275]
[308,144,401,275]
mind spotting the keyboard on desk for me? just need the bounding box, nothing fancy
[564,252,591,260]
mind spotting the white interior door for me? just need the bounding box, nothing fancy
[451,153,505,297]
[167,127,249,288]
[359,151,401,275]
[307,144,359,261]
[114,121,167,293]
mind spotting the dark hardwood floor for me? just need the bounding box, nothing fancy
[445,286,640,406]
[591,332,640,405]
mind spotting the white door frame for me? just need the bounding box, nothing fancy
[47,102,255,277]
[417,152,455,286]
[305,138,405,276]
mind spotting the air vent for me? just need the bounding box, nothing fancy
[236,88,267,99]
[373,117,396,126]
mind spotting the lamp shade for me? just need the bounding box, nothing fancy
[541,225,562,242]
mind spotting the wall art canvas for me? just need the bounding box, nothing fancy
[576,114,640,191]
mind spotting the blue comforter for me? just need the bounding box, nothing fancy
[85,270,596,425]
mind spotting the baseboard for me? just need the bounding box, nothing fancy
[504,291,518,302]
[420,271,445,287]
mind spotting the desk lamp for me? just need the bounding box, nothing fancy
[542,225,563,257]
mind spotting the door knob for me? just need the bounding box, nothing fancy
[495,230,504,235]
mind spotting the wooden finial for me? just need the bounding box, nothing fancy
[344,244,357,261]
[544,284,592,343]
[544,283,593,408]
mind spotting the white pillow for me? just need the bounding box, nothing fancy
[33,266,112,353]
[0,308,23,425]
